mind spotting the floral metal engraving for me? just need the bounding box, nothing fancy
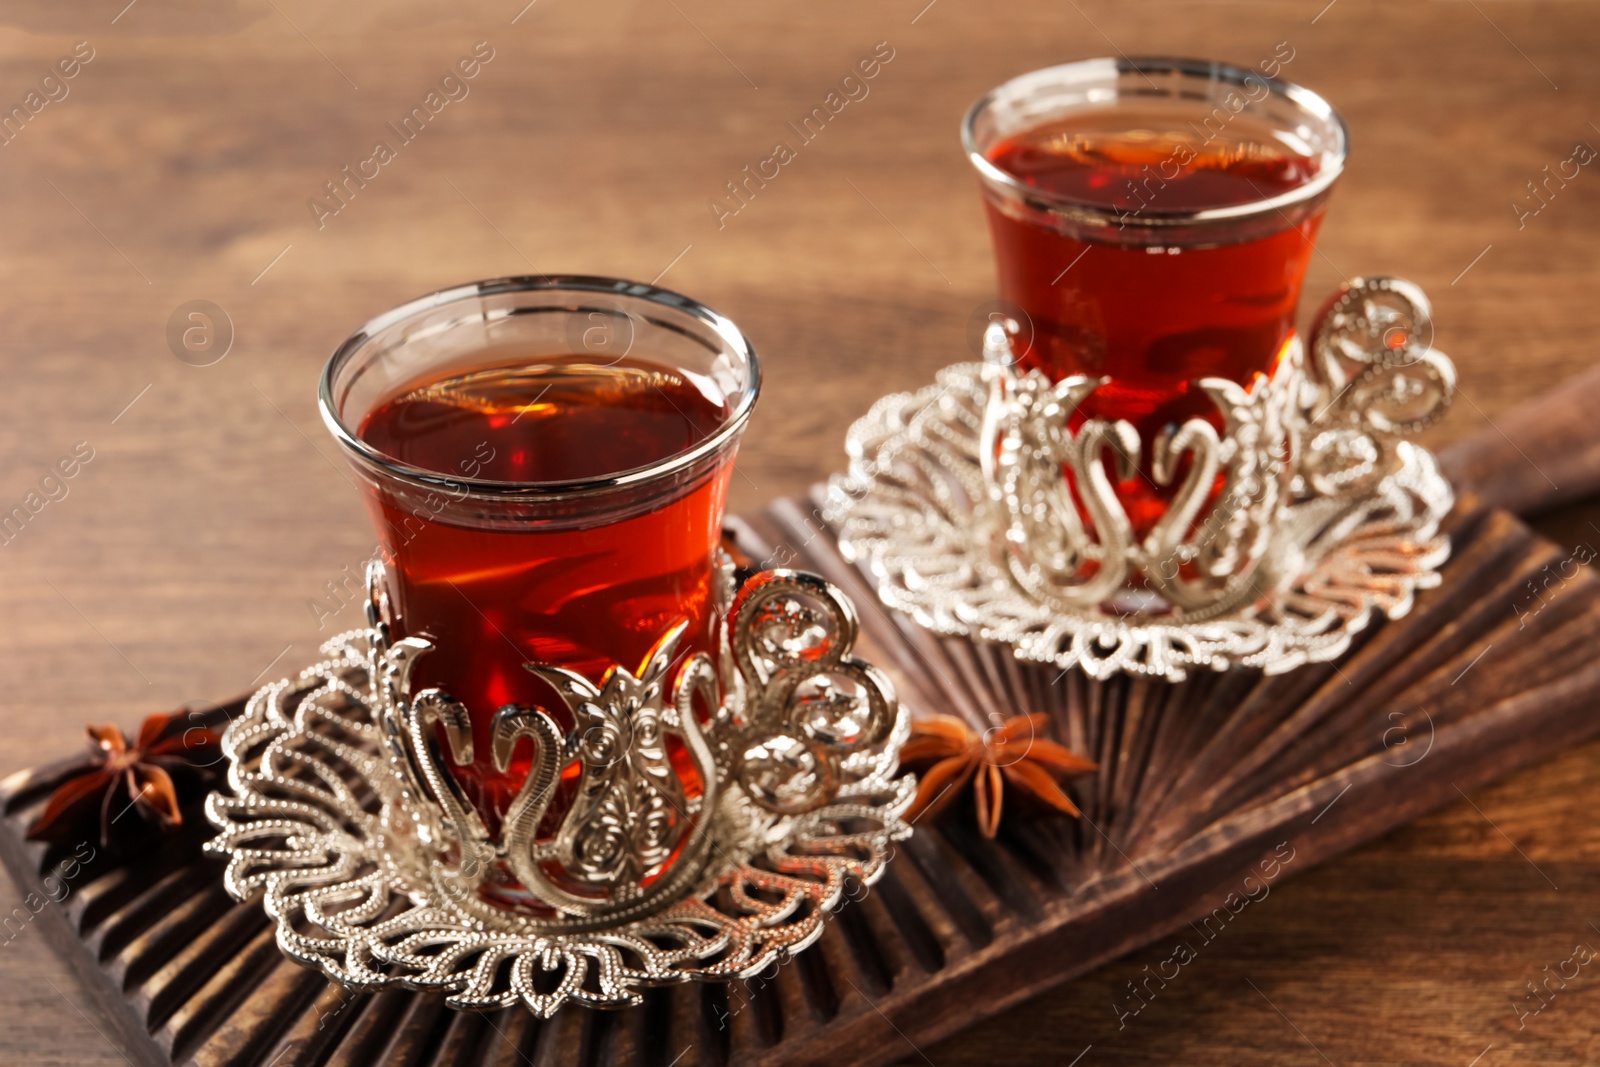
[205,565,912,1016]
[827,276,1457,680]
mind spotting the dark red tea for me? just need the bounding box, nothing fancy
[358,354,733,824]
[983,108,1323,537]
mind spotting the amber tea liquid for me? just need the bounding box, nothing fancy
[358,354,732,825]
[983,107,1324,537]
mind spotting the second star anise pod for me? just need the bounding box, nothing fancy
[900,712,1096,838]
[26,711,222,848]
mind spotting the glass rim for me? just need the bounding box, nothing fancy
[318,274,761,500]
[961,55,1349,230]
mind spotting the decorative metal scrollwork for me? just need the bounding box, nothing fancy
[725,571,898,814]
[827,276,1457,680]
[205,563,912,1016]
[1302,276,1457,497]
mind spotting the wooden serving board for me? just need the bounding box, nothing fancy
[3,372,1599,1067]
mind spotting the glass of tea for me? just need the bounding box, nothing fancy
[319,276,758,828]
[963,57,1347,538]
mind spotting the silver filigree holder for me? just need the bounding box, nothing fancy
[205,559,912,1017]
[827,276,1458,681]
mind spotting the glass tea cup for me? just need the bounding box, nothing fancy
[319,276,759,830]
[963,56,1347,539]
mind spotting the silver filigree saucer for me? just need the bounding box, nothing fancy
[826,277,1456,681]
[205,566,913,1017]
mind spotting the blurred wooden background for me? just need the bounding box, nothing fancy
[1,0,1598,1062]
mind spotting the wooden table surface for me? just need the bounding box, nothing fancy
[2,1,1599,1063]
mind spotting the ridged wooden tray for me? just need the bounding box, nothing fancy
[4,370,1600,1067]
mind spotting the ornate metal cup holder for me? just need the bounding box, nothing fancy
[205,562,913,1017]
[827,277,1458,681]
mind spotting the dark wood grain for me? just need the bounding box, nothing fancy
[2,0,1599,1063]
[1440,361,1600,518]
[3,495,1599,1067]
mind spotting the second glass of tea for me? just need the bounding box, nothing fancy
[963,57,1347,537]
[320,276,758,833]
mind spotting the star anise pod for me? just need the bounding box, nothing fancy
[900,712,1096,838]
[26,711,222,848]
